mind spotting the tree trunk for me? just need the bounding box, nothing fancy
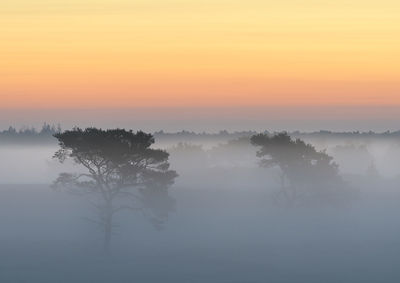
[103,201,113,255]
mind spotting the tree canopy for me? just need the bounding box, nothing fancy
[54,128,177,194]
[251,132,351,206]
[53,127,177,252]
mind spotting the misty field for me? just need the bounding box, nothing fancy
[1,130,400,282]
[1,184,400,283]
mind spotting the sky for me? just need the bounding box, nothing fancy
[1,0,400,130]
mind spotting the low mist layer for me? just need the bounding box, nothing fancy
[1,127,400,282]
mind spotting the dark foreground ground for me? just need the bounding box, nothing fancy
[0,184,400,283]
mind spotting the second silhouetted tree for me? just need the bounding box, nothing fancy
[251,132,352,206]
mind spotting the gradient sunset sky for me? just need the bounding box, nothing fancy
[1,0,399,130]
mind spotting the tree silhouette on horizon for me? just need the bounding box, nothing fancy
[251,132,352,206]
[52,127,177,253]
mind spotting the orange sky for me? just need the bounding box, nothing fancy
[1,0,400,109]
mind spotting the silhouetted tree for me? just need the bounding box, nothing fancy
[6,126,17,134]
[251,132,350,206]
[52,128,177,253]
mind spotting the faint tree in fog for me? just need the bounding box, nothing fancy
[208,137,256,167]
[366,161,381,182]
[166,142,208,186]
[52,128,177,253]
[251,132,352,206]
[331,144,373,175]
[168,143,207,170]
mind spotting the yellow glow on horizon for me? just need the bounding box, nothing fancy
[1,0,400,108]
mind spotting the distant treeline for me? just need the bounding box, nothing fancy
[0,123,61,145]
[1,124,400,145]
